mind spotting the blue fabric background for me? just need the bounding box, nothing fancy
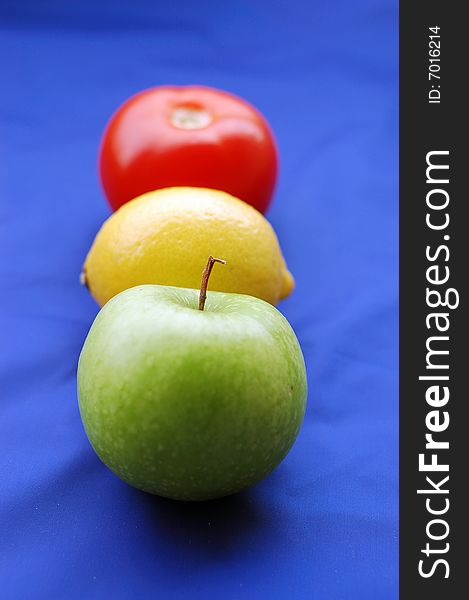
[0,1,398,598]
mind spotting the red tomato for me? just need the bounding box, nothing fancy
[99,86,278,213]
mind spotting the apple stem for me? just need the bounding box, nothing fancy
[198,256,226,311]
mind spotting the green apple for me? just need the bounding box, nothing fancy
[77,267,307,501]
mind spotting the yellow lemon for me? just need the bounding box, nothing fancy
[82,187,294,306]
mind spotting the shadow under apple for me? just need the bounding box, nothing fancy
[125,480,275,558]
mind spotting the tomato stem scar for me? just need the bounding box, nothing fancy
[170,107,212,130]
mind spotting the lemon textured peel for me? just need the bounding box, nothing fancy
[83,187,294,306]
